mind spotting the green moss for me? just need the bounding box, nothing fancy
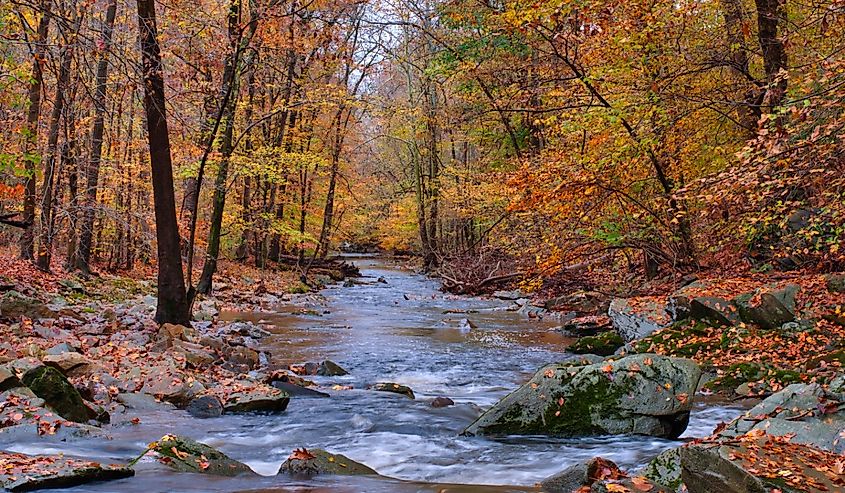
[704,362,803,394]
[568,332,623,356]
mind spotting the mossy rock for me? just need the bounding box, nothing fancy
[21,366,96,423]
[704,362,802,396]
[825,273,845,293]
[277,448,377,476]
[148,435,254,476]
[643,447,683,491]
[462,354,701,439]
[0,451,134,491]
[371,382,415,399]
[568,332,623,356]
[0,291,56,320]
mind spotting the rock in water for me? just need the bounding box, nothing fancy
[21,366,96,423]
[431,396,454,408]
[541,457,620,493]
[277,448,377,476]
[221,384,290,413]
[371,382,415,399]
[186,395,224,419]
[148,435,253,476]
[316,360,349,376]
[462,354,700,438]
[0,451,133,491]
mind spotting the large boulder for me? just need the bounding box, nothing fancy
[21,366,97,423]
[678,446,766,493]
[608,298,670,342]
[277,448,377,476]
[148,434,253,476]
[0,451,133,491]
[733,284,799,329]
[462,354,700,438]
[715,383,845,454]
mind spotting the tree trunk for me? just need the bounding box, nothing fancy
[136,0,190,325]
[75,0,117,273]
[196,0,248,295]
[754,0,788,109]
[20,3,50,260]
[36,10,80,271]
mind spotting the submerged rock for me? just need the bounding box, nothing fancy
[148,434,253,476]
[462,354,700,438]
[0,451,133,491]
[21,366,97,423]
[371,382,415,399]
[277,448,377,476]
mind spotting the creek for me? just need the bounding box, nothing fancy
[1,256,744,492]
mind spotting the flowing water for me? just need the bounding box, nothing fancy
[2,256,744,492]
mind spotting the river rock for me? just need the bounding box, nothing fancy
[689,296,739,326]
[0,366,21,391]
[149,435,253,476]
[223,346,260,370]
[678,446,766,493]
[715,382,845,453]
[221,384,290,413]
[43,352,91,375]
[21,366,97,423]
[116,392,176,411]
[371,382,415,399]
[733,284,799,329]
[431,396,454,408]
[171,340,217,368]
[0,451,134,491]
[493,290,523,301]
[540,457,620,493]
[277,448,377,476]
[568,331,623,356]
[0,291,56,320]
[141,366,205,406]
[316,359,349,376]
[194,299,219,321]
[186,395,224,418]
[271,380,330,397]
[608,298,670,342]
[462,354,700,438]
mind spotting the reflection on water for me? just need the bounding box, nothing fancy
[2,256,745,492]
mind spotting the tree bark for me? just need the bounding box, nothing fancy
[36,9,80,271]
[136,0,190,325]
[19,3,50,260]
[75,0,117,273]
[754,0,788,109]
